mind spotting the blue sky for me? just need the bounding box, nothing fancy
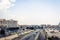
[0,0,60,25]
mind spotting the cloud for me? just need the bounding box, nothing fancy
[0,0,16,19]
[0,0,16,11]
[10,0,16,2]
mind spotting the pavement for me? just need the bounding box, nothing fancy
[0,34,18,40]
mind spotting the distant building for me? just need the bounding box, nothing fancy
[18,25,28,30]
[7,19,18,27]
[0,19,7,27]
[0,19,18,27]
[58,22,60,27]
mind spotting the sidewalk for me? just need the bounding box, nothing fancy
[0,30,34,40]
[0,34,18,40]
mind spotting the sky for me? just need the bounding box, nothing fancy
[0,0,60,25]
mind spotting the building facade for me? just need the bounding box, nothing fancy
[0,19,18,27]
[7,20,18,27]
[58,23,60,27]
[0,19,7,27]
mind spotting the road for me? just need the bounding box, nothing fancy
[12,29,60,40]
[12,29,46,40]
[37,30,46,40]
[12,30,34,40]
[21,32,36,40]
[20,29,40,40]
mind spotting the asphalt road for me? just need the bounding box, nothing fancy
[38,30,46,40]
[12,29,46,40]
[20,29,40,40]
[12,30,34,40]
